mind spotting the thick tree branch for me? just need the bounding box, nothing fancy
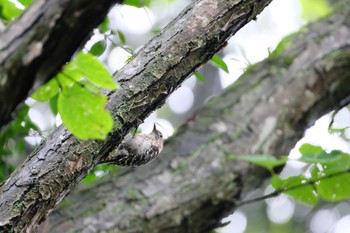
[45,4,350,232]
[0,0,272,231]
[0,0,118,127]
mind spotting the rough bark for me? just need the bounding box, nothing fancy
[45,3,350,233]
[0,0,118,127]
[0,0,272,231]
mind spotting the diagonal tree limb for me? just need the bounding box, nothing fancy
[46,3,350,232]
[0,0,273,231]
[0,0,119,127]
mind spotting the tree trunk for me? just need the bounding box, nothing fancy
[0,0,272,231]
[44,3,350,232]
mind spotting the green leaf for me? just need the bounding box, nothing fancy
[309,153,350,202]
[31,78,59,101]
[18,0,33,7]
[211,54,229,73]
[300,0,331,21]
[310,153,350,178]
[69,52,117,90]
[230,154,287,171]
[123,0,151,7]
[17,104,29,118]
[268,32,295,60]
[0,0,23,21]
[277,176,318,205]
[271,175,283,189]
[49,95,59,115]
[90,40,107,57]
[83,172,98,184]
[117,31,126,44]
[10,104,38,133]
[56,71,82,87]
[99,17,110,33]
[299,144,343,164]
[96,164,112,172]
[83,164,117,184]
[58,83,114,139]
[328,126,349,134]
[316,173,350,201]
[151,27,161,34]
[194,72,204,83]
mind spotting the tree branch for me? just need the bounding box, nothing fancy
[0,0,272,231]
[45,3,350,232]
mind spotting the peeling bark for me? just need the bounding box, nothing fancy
[0,0,273,231]
[45,3,350,232]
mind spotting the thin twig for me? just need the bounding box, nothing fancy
[236,168,350,207]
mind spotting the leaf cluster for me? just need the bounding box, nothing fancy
[231,144,350,205]
[32,52,117,139]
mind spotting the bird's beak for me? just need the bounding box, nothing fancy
[153,124,157,132]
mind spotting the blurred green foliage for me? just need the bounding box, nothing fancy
[300,0,332,21]
[83,164,118,184]
[0,104,38,181]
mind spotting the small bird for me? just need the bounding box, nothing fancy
[100,124,164,166]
